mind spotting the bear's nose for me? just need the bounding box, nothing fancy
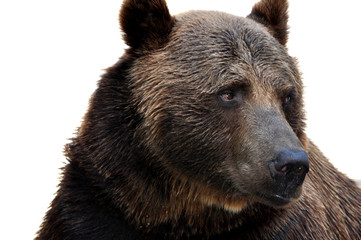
[269,149,309,180]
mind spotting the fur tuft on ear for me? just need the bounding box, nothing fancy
[248,0,289,46]
[119,0,175,51]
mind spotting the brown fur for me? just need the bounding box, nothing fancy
[36,0,361,239]
[120,0,175,52]
[248,0,289,46]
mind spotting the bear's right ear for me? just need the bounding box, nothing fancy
[119,0,175,51]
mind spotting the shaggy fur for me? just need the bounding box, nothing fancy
[36,0,361,239]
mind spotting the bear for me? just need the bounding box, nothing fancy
[36,0,361,239]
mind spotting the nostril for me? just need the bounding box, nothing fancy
[278,164,307,176]
[294,165,307,176]
[280,165,288,173]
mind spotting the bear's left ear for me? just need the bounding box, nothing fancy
[119,0,175,51]
[248,0,289,46]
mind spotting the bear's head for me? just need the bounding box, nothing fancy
[71,0,309,225]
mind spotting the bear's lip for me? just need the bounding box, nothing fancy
[251,181,304,207]
[254,192,293,207]
[264,194,291,206]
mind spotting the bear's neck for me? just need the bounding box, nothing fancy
[105,159,250,238]
[66,135,251,238]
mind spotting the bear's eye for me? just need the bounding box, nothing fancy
[220,91,234,101]
[218,89,243,107]
[282,91,295,109]
[284,96,291,105]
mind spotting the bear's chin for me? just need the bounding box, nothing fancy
[199,194,250,213]
[198,183,304,213]
[221,201,250,213]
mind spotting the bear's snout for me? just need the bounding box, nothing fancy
[262,149,309,206]
[238,106,310,207]
[268,149,309,181]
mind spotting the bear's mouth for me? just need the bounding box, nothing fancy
[263,194,291,206]
[254,191,300,207]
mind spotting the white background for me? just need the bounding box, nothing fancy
[0,0,360,239]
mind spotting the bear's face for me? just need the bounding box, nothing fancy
[120,0,308,211]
